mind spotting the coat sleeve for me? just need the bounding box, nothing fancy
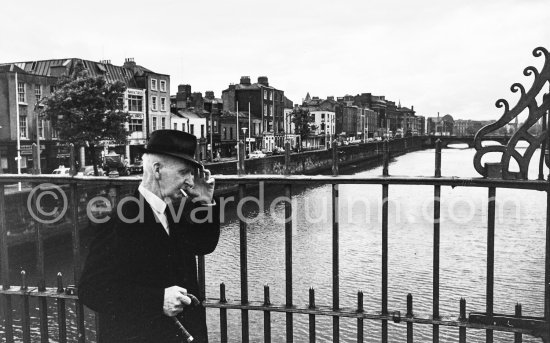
[174,197,221,255]
[78,220,164,319]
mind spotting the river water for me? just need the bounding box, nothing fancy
[3,147,548,342]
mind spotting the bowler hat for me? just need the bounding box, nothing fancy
[142,130,200,167]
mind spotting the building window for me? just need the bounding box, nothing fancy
[270,105,273,116]
[50,85,57,94]
[152,117,157,131]
[214,120,218,133]
[151,79,157,91]
[230,127,233,140]
[39,119,44,138]
[35,84,42,103]
[160,97,166,111]
[51,122,58,139]
[160,80,166,92]
[201,125,204,138]
[223,127,227,139]
[161,117,166,129]
[269,91,272,101]
[173,123,177,130]
[190,124,195,135]
[128,94,143,112]
[18,83,26,103]
[19,115,27,138]
[129,119,143,132]
[264,90,267,100]
[264,104,267,114]
[151,96,158,111]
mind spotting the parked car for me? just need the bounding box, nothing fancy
[103,152,131,176]
[249,150,266,159]
[52,166,71,175]
[272,147,285,155]
[77,166,105,176]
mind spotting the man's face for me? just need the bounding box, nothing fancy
[158,158,195,201]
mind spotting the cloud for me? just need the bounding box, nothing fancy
[2,0,549,120]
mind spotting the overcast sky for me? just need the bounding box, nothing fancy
[2,0,549,120]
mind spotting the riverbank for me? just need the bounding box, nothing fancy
[206,136,424,175]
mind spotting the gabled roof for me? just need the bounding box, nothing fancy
[0,58,148,87]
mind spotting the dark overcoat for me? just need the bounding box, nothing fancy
[79,191,220,343]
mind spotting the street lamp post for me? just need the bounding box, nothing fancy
[209,111,213,162]
[15,72,21,190]
[236,101,239,160]
[248,102,251,155]
[34,100,43,173]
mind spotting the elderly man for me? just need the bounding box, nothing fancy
[79,130,220,343]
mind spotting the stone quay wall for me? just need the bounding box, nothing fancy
[207,136,425,175]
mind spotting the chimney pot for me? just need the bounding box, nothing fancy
[240,76,251,85]
[258,76,269,86]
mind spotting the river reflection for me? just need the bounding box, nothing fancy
[3,148,547,342]
[204,148,546,342]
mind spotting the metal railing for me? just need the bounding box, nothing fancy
[0,142,549,342]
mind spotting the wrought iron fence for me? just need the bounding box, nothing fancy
[0,144,549,342]
[1,46,550,342]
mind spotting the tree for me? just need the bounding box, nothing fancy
[291,107,317,150]
[42,75,130,175]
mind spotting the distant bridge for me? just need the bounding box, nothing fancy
[423,135,511,148]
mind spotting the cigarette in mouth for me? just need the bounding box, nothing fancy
[180,189,188,197]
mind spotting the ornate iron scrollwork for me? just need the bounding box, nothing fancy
[473,47,550,179]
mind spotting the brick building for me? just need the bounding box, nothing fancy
[0,58,169,172]
[0,65,58,173]
[171,85,223,160]
[222,76,286,152]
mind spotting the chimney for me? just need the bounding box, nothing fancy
[178,84,191,94]
[123,57,136,69]
[258,76,269,86]
[99,60,111,65]
[205,91,215,99]
[327,96,334,101]
[240,76,251,85]
[176,84,192,109]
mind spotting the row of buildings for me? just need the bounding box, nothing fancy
[0,57,426,173]
[426,114,511,136]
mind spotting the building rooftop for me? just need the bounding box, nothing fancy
[0,58,167,87]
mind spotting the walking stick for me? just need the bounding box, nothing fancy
[172,293,201,342]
